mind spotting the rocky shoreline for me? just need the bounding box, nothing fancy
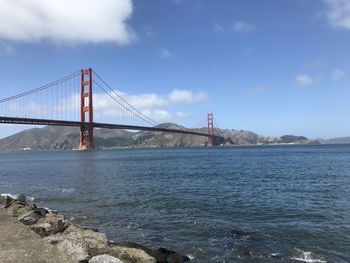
[0,194,190,263]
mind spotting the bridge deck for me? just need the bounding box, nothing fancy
[0,116,214,138]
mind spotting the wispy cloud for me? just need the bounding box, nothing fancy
[213,24,225,33]
[159,48,175,59]
[323,0,350,30]
[0,0,136,45]
[168,89,208,103]
[231,21,256,33]
[295,74,318,87]
[95,89,206,122]
[214,21,256,34]
[331,68,345,80]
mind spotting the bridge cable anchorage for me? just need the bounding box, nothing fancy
[92,70,159,126]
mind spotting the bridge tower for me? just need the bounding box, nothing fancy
[208,113,214,146]
[79,68,94,150]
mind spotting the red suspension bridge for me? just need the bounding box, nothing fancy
[0,69,220,149]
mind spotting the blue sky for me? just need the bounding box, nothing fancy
[0,0,349,139]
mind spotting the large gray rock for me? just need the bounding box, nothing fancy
[44,224,109,262]
[107,242,190,263]
[45,233,90,262]
[17,208,48,225]
[64,224,108,256]
[30,213,70,237]
[4,201,32,217]
[105,245,156,263]
[89,254,124,263]
[108,242,165,263]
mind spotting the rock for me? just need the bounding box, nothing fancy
[45,233,90,263]
[105,246,156,263]
[30,213,70,237]
[0,194,14,207]
[44,224,109,262]
[89,254,125,263]
[17,209,43,225]
[14,193,27,203]
[4,201,32,217]
[106,242,190,263]
[64,224,108,256]
[230,229,253,239]
[109,242,165,263]
[157,248,190,263]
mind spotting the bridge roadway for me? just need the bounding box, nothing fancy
[0,116,216,138]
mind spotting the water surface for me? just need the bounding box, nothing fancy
[0,145,349,262]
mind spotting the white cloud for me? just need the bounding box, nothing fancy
[175,111,191,118]
[168,89,208,103]
[159,48,174,59]
[323,0,350,30]
[295,74,318,86]
[142,109,172,121]
[231,21,256,33]
[0,0,136,44]
[331,68,345,80]
[119,92,168,109]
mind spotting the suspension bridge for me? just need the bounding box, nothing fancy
[0,68,220,149]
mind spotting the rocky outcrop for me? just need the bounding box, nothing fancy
[30,213,70,237]
[0,194,190,263]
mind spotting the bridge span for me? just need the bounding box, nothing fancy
[0,69,221,149]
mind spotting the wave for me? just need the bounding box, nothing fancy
[291,248,326,263]
[1,193,35,202]
[30,186,75,193]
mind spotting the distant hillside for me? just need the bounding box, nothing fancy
[317,137,350,144]
[0,124,318,151]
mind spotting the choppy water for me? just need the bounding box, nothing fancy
[0,145,349,262]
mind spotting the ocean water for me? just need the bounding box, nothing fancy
[0,145,349,262]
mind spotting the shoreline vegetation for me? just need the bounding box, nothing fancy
[0,193,190,263]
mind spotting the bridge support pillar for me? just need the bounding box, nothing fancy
[79,68,94,150]
[208,113,214,146]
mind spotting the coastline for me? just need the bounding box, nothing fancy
[0,193,190,263]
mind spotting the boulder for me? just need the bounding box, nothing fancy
[157,248,190,263]
[30,213,70,237]
[89,254,125,263]
[64,224,108,256]
[108,242,164,262]
[4,201,32,217]
[0,194,14,207]
[105,246,156,263]
[45,233,90,263]
[107,243,190,263]
[17,210,43,225]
